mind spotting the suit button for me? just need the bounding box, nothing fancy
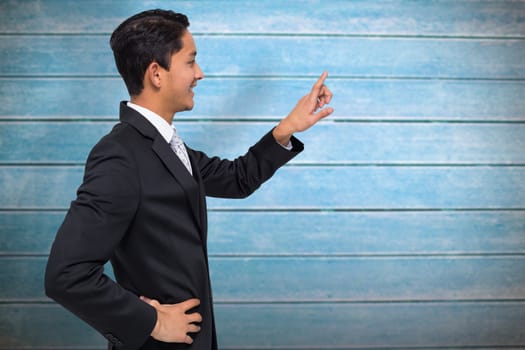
[105,333,123,346]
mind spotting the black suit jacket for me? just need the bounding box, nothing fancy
[45,102,303,349]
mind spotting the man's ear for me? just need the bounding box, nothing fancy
[145,61,162,90]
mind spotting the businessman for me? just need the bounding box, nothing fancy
[45,9,333,350]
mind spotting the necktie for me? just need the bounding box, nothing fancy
[170,129,193,175]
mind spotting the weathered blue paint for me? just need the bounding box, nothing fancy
[2,36,525,78]
[1,78,524,119]
[1,166,525,209]
[2,256,525,301]
[1,303,524,348]
[2,211,525,255]
[2,121,525,164]
[1,0,524,36]
[1,0,524,349]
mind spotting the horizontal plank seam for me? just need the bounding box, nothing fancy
[209,253,525,258]
[0,348,102,350]
[201,346,525,350]
[3,253,525,258]
[2,299,525,305]
[2,75,525,81]
[1,32,525,40]
[0,347,522,350]
[199,347,525,350]
[2,163,525,168]
[288,163,525,167]
[2,118,525,123]
[209,208,525,212]
[1,347,523,350]
[2,208,525,213]
[214,345,525,350]
[2,162,525,167]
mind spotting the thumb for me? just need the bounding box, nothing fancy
[314,107,334,120]
[140,296,160,307]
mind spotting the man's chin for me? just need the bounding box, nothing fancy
[179,102,195,113]
[186,96,195,110]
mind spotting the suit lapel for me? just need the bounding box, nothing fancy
[188,150,208,243]
[119,102,203,232]
[152,136,203,227]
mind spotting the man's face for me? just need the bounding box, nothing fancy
[161,30,204,113]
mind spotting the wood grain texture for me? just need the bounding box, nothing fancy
[1,0,524,36]
[2,121,525,164]
[214,302,525,348]
[2,211,524,255]
[2,35,525,79]
[2,256,525,301]
[1,78,524,120]
[1,166,523,209]
[1,303,524,348]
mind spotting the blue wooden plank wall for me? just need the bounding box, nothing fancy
[1,0,525,349]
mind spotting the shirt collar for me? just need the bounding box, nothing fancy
[127,102,174,143]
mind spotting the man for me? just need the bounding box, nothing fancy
[45,9,333,350]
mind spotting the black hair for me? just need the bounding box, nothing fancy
[109,9,190,95]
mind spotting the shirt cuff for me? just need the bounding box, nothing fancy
[277,140,293,151]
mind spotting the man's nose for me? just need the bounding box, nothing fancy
[195,63,204,80]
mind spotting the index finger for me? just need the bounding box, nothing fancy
[181,298,201,311]
[310,71,329,94]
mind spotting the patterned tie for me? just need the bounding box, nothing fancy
[169,129,193,175]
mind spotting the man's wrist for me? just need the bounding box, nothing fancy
[151,312,161,339]
[272,121,294,147]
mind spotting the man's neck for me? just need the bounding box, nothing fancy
[130,95,174,124]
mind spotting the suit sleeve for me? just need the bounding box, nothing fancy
[192,129,304,198]
[44,138,156,349]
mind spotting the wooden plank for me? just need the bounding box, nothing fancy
[0,78,126,118]
[208,166,525,209]
[0,304,104,348]
[0,302,523,348]
[3,256,525,301]
[2,35,525,79]
[0,121,113,164]
[1,0,524,36]
[2,121,525,164]
[0,212,64,254]
[197,37,525,79]
[0,257,109,301]
[211,256,525,302]
[1,78,524,120]
[2,211,524,255]
[215,302,525,348]
[0,166,84,209]
[1,165,523,210]
[206,211,525,256]
[188,122,525,164]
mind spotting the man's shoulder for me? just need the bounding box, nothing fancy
[98,121,144,146]
[85,121,146,161]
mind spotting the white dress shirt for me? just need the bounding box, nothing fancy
[127,102,174,143]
